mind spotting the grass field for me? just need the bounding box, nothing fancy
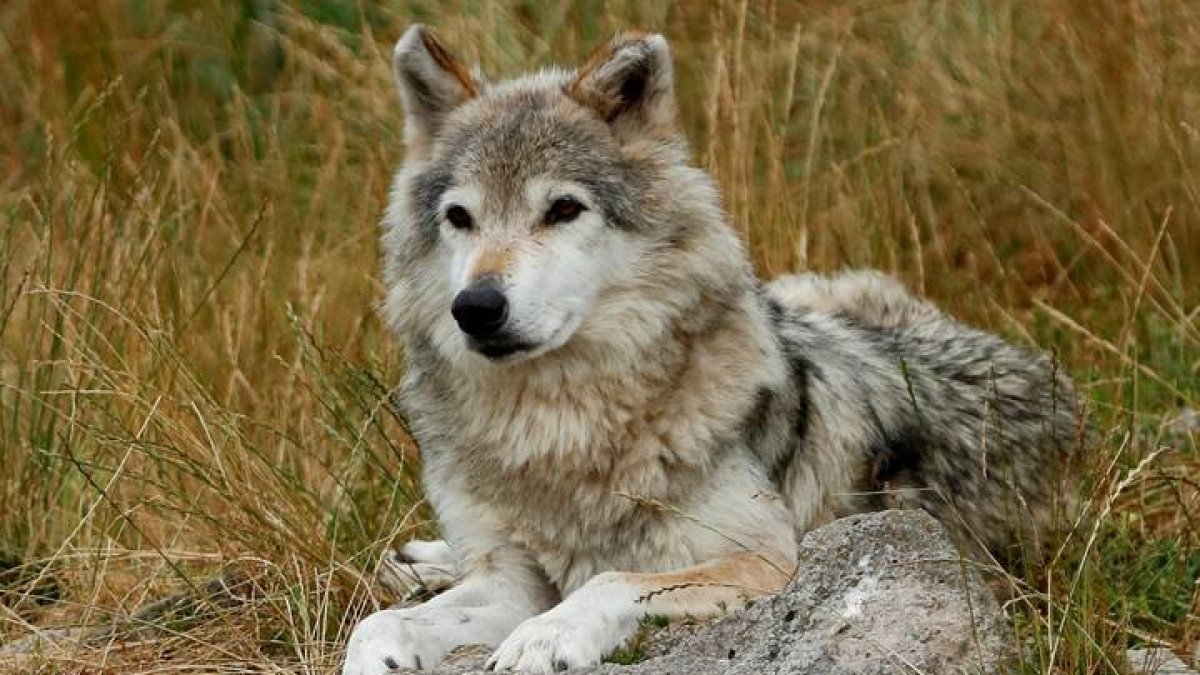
[1,1,1197,673]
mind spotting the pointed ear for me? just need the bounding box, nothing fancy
[393,25,479,155]
[567,33,677,142]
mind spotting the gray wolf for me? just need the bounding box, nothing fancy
[342,25,1087,674]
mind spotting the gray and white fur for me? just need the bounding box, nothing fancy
[343,26,1088,675]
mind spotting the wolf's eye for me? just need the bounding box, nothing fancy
[545,197,586,225]
[445,205,473,231]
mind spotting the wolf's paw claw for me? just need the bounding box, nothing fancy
[342,610,441,674]
[486,612,614,673]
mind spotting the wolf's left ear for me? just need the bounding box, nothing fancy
[393,25,479,156]
[567,33,677,142]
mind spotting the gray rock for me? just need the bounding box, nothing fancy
[433,509,1016,674]
[0,627,84,656]
[1166,407,1199,440]
[1127,647,1196,674]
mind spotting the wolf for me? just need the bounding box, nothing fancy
[342,25,1087,674]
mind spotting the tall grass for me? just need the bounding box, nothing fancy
[1,1,1196,672]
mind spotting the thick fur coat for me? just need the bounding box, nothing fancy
[342,26,1087,675]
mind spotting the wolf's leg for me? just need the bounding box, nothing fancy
[485,552,794,673]
[395,539,453,565]
[345,498,556,675]
[376,556,458,600]
[343,560,556,675]
[376,540,460,599]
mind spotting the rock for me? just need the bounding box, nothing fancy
[431,509,1016,674]
[0,627,84,657]
[1,569,258,660]
[1127,647,1197,674]
[1166,407,1199,440]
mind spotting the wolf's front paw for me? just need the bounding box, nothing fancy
[377,551,459,602]
[485,606,632,673]
[342,609,444,674]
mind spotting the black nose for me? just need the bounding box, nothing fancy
[451,282,509,337]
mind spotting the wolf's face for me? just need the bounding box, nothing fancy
[411,95,649,362]
[382,27,739,366]
[381,27,689,364]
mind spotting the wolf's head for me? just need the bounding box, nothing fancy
[381,27,749,367]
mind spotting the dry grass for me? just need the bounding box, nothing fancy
[1,1,1196,673]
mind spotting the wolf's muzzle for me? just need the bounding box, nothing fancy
[451,280,509,337]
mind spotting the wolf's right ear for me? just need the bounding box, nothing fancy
[567,33,677,143]
[392,25,479,156]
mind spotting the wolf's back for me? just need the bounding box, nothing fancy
[765,271,1087,560]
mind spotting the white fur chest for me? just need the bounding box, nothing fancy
[405,356,719,592]
[400,297,781,593]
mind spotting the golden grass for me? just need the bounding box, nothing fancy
[1,1,1196,673]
